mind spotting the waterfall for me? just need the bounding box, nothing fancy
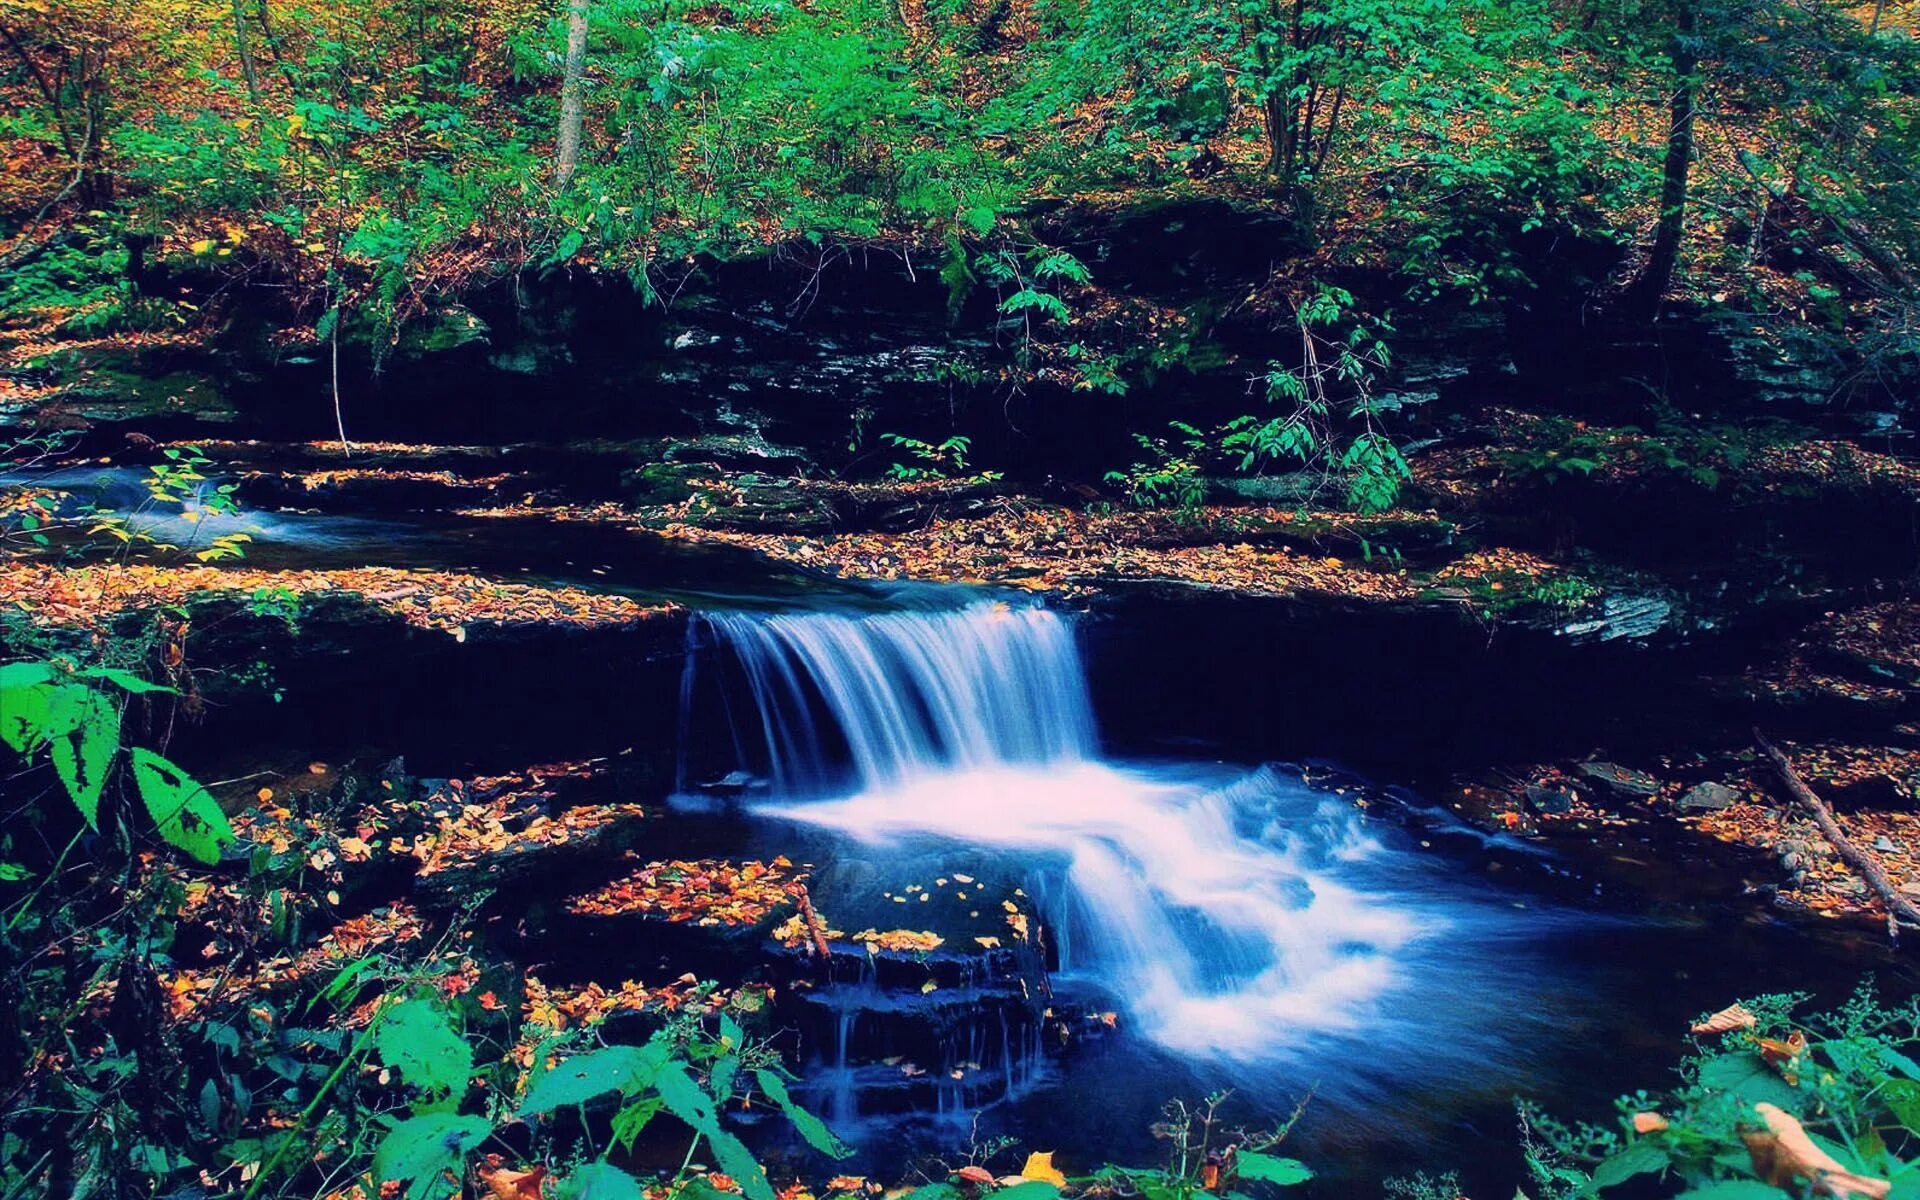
[692,599,1429,1061]
[700,602,1097,792]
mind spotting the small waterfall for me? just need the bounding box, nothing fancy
[692,599,1430,1063]
[700,602,1097,792]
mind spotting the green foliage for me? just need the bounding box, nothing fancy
[373,1113,495,1200]
[1106,424,1210,518]
[0,217,139,332]
[376,999,477,1099]
[1527,984,1920,1198]
[358,1004,850,1200]
[1090,1093,1311,1200]
[1,658,234,862]
[882,433,1000,482]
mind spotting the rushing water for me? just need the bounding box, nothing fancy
[684,597,1635,1179]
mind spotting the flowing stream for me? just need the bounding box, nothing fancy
[680,595,1681,1185]
[704,601,1450,1061]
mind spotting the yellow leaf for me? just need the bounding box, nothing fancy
[189,239,215,254]
[1020,1153,1066,1188]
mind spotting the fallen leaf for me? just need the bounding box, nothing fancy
[1693,1004,1759,1034]
[1021,1153,1067,1188]
[1742,1103,1889,1199]
[480,1166,547,1200]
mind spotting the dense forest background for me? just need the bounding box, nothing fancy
[4,0,1917,483]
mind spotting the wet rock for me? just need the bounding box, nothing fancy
[1576,761,1661,800]
[1524,784,1578,815]
[1678,781,1742,812]
[1556,594,1673,644]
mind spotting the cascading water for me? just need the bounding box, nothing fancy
[699,604,1096,793]
[689,599,1471,1062]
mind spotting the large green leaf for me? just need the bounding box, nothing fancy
[753,1068,851,1158]
[520,1041,671,1116]
[375,999,473,1099]
[992,1184,1060,1200]
[47,684,119,829]
[1670,1182,1791,1200]
[1235,1153,1313,1186]
[1697,1051,1802,1110]
[654,1060,775,1200]
[1590,1142,1670,1192]
[78,666,176,695]
[129,747,235,865]
[372,1112,492,1200]
[563,1163,647,1200]
[1884,1079,1920,1133]
[0,678,55,753]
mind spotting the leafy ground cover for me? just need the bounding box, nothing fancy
[0,562,676,633]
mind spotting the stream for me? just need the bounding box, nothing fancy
[671,599,1904,1193]
[17,459,1915,1196]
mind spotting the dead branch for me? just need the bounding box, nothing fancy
[1755,728,1920,940]
[793,884,832,960]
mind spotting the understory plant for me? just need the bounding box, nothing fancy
[1523,984,1920,1200]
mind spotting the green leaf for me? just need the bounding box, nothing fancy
[376,1000,473,1098]
[372,1112,492,1200]
[1235,1153,1313,1186]
[78,667,176,695]
[48,684,119,829]
[655,1060,775,1200]
[1590,1142,1670,1192]
[1697,1052,1801,1109]
[992,1184,1060,1200]
[520,1041,671,1115]
[754,1068,851,1158]
[129,747,236,865]
[1883,1079,1920,1133]
[1670,1183,1789,1200]
[610,1096,663,1153]
[1,680,56,753]
[0,662,54,692]
[563,1163,647,1200]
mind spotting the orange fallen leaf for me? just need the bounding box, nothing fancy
[480,1166,547,1200]
[1692,1004,1758,1034]
[1021,1153,1067,1188]
[1742,1103,1889,1199]
[1632,1112,1669,1134]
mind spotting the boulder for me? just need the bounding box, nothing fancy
[1677,781,1742,812]
[1576,760,1662,799]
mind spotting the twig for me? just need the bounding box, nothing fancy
[793,884,832,960]
[1755,728,1920,941]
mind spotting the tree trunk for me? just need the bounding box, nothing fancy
[1627,0,1696,318]
[230,0,261,101]
[552,0,590,188]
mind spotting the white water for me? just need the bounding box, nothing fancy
[698,600,1436,1060]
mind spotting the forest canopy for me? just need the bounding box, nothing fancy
[2,0,1915,360]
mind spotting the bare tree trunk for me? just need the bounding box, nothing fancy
[231,0,261,101]
[552,0,590,188]
[1628,0,1695,318]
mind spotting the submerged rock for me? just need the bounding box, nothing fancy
[1577,761,1662,800]
[1678,781,1742,812]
